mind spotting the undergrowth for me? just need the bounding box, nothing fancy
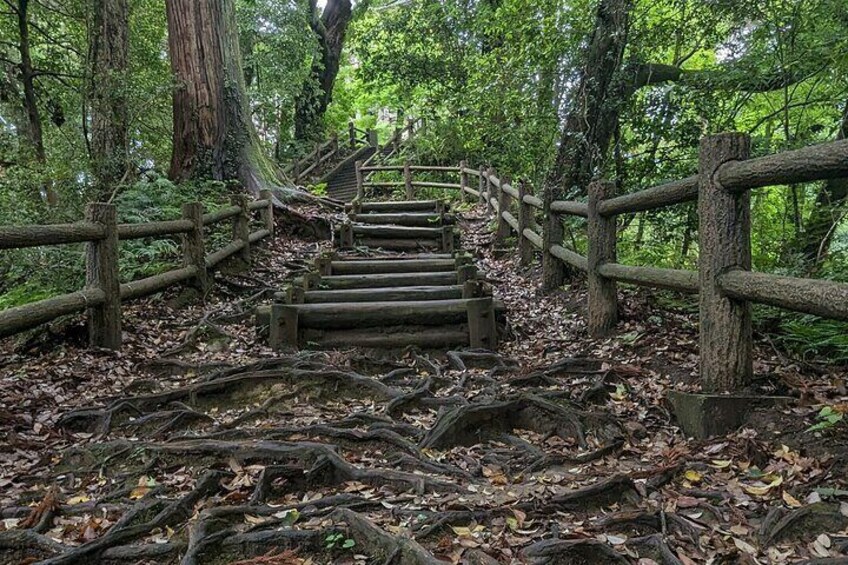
[0,176,237,309]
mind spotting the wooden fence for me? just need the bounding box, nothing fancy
[0,191,275,350]
[360,133,848,393]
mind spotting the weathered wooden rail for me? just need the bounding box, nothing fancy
[0,191,275,349]
[367,133,848,394]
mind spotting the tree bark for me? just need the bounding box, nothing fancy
[90,0,129,196]
[15,0,44,165]
[541,0,632,290]
[166,0,285,194]
[294,0,356,142]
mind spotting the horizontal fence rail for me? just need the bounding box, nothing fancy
[0,191,275,349]
[379,131,848,395]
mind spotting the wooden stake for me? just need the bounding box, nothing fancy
[404,160,414,199]
[355,160,364,199]
[259,189,274,235]
[698,133,752,392]
[86,203,121,349]
[459,160,469,203]
[181,201,209,296]
[587,180,618,337]
[496,175,511,244]
[518,179,534,266]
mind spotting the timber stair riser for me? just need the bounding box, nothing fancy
[297,270,478,291]
[269,298,497,350]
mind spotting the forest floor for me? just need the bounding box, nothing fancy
[1,203,847,565]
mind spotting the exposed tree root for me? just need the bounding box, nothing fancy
[334,508,443,565]
[420,394,622,450]
[521,538,629,564]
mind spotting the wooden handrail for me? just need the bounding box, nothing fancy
[468,130,848,395]
[0,191,275,349]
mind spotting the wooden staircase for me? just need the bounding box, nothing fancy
[257,199,499,351]
[325,147,376,202]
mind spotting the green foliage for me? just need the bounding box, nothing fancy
[324,532,355,550]
[807,406,845,433]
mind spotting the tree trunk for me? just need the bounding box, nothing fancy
[789,100,848,265]
[294,0,355,142]
[541,0,633,290]
[16,0,44,165]
[166,0,284,194]
[90,0,129,197]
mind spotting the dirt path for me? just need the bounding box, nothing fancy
[1,205,847,564]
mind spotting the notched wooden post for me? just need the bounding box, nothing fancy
[259,189,274,236]
[698,133,752,393]
[459,160,469,203]
[181,201,209,297]
[441,227,456,253]
[542,204,565,292]
[339,223,354,249]
[518,179,534,266]
[404,160,414,199]
[587,180,618,337]
[270,304,299,350]
[349,120,356,148]
[355,160,364,200]
[467,297,497,350]
[485,167,495,213]
[478,167,486,206]
[86,203,121,350]
[230,194,251,271]
[495,174,511,245]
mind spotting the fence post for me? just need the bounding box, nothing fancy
[542,200,565,292]
[331,135,338,157]
[698,133,752,393]
[518,180,534,266]
[259,189,275,236]
[86,203,121,350]
[478,167,486,206]
[407,116,414,137]
[587,180,618,337]
[355,160,364,200]
[181,201,209,296]
[495,174,511,245]
[485,167,495,213]
[459,160,469,203]
[404,160,414,199]
[232,194,251,270]
[292,158,301,183]
[367,129,378,147]
[349,120,356,148]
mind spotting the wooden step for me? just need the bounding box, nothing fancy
[320,258,462,275]
[345,200,447,214]
[303,325,470,349]
[312,271,464,290]
[268,298,497,349]
[349,213,455,227]
[283,285,466,304]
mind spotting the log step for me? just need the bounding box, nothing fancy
[323,258,461,275]
[351,225,448,239]
[311,271,469,290]
[286,285,466,304]
[268,298,497,349]
[349,213,455,227]
[345,200,446,213]
[303,326,470,349]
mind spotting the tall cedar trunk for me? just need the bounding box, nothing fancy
[294,0,353,141]
[166,0,280,194]
[542,0,632,289]
[90,0,129,196]
[789,100,848,265]
[16,0,43,164]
